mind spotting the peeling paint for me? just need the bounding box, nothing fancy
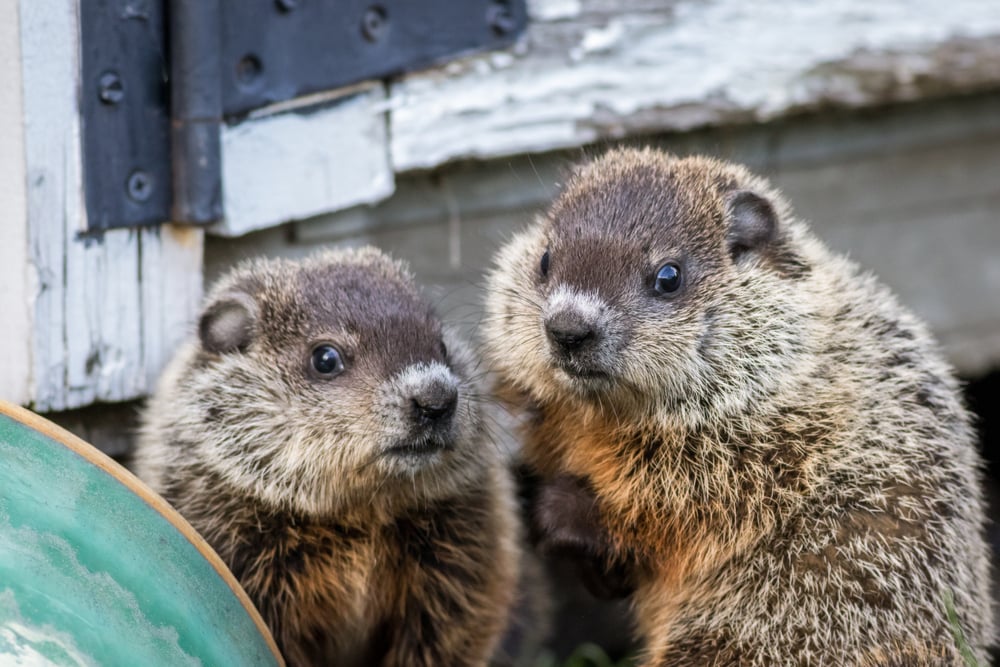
[216,87,394,238]
[580,19,626,54]
[390,0,1000,170]
[529,0,583,21]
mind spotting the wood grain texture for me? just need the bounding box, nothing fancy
[213,85,394,238]
[0,0,32,406]
[139,226,205,393]
[208,0,1000,230]
[17,0,203,411]
[11,0,1000,410]
[388,0,1000,170]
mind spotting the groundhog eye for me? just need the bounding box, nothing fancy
[540,249,550,277]
[654,262,682,295]
[311,344,345,376]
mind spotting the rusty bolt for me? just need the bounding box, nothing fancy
[98,71,124,105]
[361,6,388,42]
[127,171,153,203]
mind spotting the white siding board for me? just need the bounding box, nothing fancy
[214,85,394,238]
[67,233,144,405]
[0,0,32,406]
[139,226,204,392]
[389,0,1000,170]
[20,0,81,411]
[18,0,204,411]
[8,0,1000,409]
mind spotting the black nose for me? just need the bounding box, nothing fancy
[546,311,597,354]
[411,385,458,424]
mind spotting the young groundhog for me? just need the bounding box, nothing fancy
[134,247,518,667]
[483,148,993,665]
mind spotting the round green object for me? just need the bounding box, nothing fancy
[0,402,283,666]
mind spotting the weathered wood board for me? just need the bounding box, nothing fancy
[10,0,204,412]
[0,0,32,407]
[212,0,1000,235]
[389,0,1000,169]
[214,85,394,238]
[6,0,1000,411]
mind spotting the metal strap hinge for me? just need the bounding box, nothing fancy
[80,0,527,233]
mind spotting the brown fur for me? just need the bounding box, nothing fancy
[135,247,518,666]
[484,148,993,665]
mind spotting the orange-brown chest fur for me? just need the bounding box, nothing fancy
[172,469,517,667]
[523,405,707,590]
[521,398,824,594]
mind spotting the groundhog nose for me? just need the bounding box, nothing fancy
[546,311,597,353]
[411,385,458,424]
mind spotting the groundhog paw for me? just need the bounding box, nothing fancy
[532,474,636,599]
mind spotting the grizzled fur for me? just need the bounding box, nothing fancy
[135,247,518,666]
[483,148,993,665]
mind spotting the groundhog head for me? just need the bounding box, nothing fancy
[484,148,817,426]
[180,247,489,517]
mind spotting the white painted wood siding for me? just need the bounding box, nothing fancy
[212,0,1000,237]
[7,0,204,412]
[0,0,32,407]
[5,0,1000,409]
[389,0,1000,169]
[214,85,393,237]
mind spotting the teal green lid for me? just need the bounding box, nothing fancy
[0,402,283,666]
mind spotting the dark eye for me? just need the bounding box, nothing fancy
[439,340,448,358]
[540,249,550,277]
[311,344,345,376]
[653,262,682,295]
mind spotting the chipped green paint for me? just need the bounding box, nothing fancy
[0,412,280,666]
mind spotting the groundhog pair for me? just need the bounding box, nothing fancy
[135,148,993,666]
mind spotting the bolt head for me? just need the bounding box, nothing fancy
[361,6,388,42]
[127,171,153,203]
[488,3,517,36]
[98,71,124,105]
[236,54,263,87]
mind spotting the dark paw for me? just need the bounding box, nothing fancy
[531,474,637,599]
[577,557,636,600]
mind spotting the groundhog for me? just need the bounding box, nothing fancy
[134,247,519,667]
[483,148,994,665]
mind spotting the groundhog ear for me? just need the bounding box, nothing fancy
[198,293,256,354]
[726,190,778,259]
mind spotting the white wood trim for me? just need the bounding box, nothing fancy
[18,0,204,412]
[388,0,1000,170]
[212,85,394,238]
[204,0,1000,229]
[138,226,204,393]
[0,1,33,406]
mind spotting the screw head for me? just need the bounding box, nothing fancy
[488,3,516,36]
[361,6,388,42]
[127,171,153,203]
[275,0,297,12]
[98,71,124,105]
[236,54,263,87]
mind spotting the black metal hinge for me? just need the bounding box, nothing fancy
[80,0,528,232]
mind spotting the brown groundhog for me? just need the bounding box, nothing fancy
[134,247,519,667]
[483,148,994,665]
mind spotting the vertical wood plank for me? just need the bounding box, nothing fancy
[19,0,204,411]
[0,0,33,406]
[139,225,204,393]
[215,86,394,238]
